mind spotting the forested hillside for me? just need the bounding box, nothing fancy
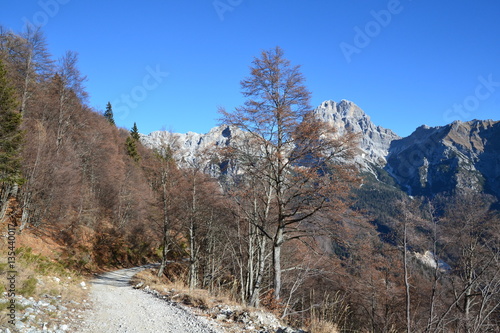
[0,27,167,270]
[1,28,499,333]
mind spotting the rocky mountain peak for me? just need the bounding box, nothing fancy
[443,119,498,154]
[313,100,400,166]
[140,102,500,201]
[314,100,371,133]
[141,100,402,172]
[140,125,237,169]
[386,119,500,198]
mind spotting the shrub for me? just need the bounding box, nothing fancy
[19,277,38,296]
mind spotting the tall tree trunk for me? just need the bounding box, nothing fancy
[425,203,440,333]
[21,59,31,115]
[273,225,284,300]
[0,185,13,222]
[202,209,216,291]
[157,174,171,277]
[19,192,32,231]
[189,220,197,289]
[250,233,267,307]
[56,92,66,153]
[463,249,475,333]
[157,220,170,277]
[188,175,198,289]
[246,220,255,302]
[250,184,273,306]
[403,217,411,333]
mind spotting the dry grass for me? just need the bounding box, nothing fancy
[2,247,89,300]
[36,274,89,301]
[0,237,90,330]
[0,217,91,330]
[0,231,90,302]
[131,268,241,311]
[16,228,66,259]
[132,268,347,333]
[306,318,340,333]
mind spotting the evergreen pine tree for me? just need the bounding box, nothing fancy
[130,122,140,141]
[125,136,140,162]
[0,59,24,218]
[0,59,23,185]
[104,102,115,125]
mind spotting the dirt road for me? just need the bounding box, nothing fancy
[76,265,222,333]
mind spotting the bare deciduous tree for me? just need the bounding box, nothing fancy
[435,191,500,333]
[220,46,359,300]
[152,145,179,277]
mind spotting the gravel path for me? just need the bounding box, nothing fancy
[76,265,223,333]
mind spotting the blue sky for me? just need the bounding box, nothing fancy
[2,0,499,137]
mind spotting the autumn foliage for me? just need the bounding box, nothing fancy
[1,28,499,332]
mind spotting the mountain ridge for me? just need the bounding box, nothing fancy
[140,100,500,200]
[386,118,500,197]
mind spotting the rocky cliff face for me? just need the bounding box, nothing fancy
[385,119,500,198]
[313,100,400,167]
[141,125,232,163]
[140,100,399,169]
[140,101,500,200]
[140,125,241,175]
